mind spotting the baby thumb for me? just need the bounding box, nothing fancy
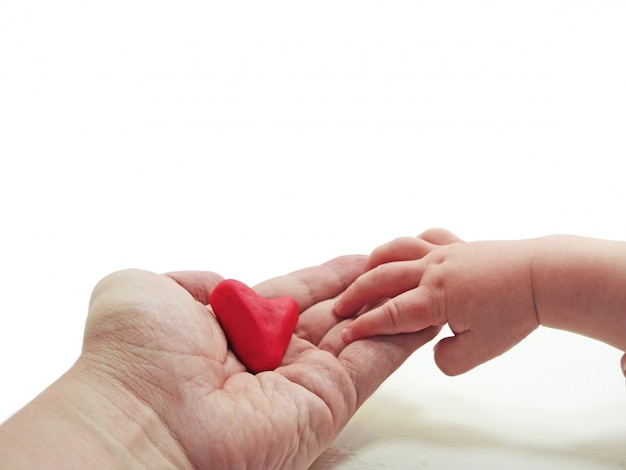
[433,332,490,376]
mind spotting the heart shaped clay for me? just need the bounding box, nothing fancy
[209,279,299,373]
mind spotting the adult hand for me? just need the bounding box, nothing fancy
[0,256,439,469]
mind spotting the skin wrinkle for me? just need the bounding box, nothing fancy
[293,323,315,344]
[249,388,278,468]
[430,277,446,329]
[282,355,353,431]
[69,399,141,466]
[267,371,323,448]
[300,258,363,305]
[294,398,315,465]
[94,384,185,469]
[262,378,303,469]
[73,359,192,469]
[205,386,260,466]
[292,266,343,307]
[340,340,390,408]
[110,334,191,379]
[122,352,182,405]
[165,271,223,306]
[95,307,230,392]
[370,263,391,292]
[292,271,317,309]
[529,239,541,327]
[429,248,449,326]
[381,298,402,332]
[86,312,194,363]
[214,374,306,469]
[338,355,362,411]
[103,338,229,452]
[331,258,362,291]
[295,298,342,346]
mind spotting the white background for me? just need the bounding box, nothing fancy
[1,1,625,468]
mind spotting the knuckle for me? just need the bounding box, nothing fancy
[380,299,404,331]
[370,263,391,286]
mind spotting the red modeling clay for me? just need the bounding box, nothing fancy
[209,279,299,374]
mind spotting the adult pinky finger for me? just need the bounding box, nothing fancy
[341,285,438,343]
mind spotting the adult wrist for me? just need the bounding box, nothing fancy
[0,358,193,469]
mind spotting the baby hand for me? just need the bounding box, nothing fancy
[334,231,540,375]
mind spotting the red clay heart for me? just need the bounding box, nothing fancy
[209,279,299,374]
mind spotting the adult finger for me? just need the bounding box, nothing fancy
[295,299,342,346]
[334,260,423,317]
[254,255,367,312]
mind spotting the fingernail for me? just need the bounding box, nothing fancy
[341,327,352,344]
[333,299,343,315]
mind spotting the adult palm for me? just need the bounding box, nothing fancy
[82,255,439,469]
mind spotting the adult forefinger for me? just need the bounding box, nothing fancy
[253,255,367,312]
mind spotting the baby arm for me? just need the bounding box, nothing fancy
[336,232,626,375]
[531,235,626,351]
